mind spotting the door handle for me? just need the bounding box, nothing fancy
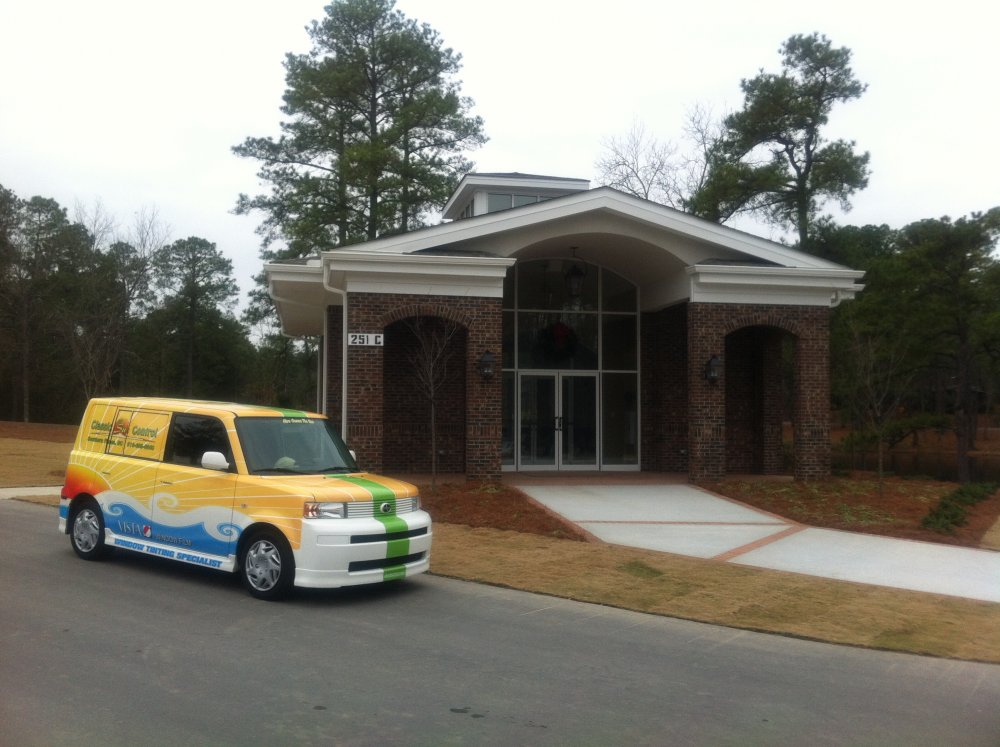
[554,416,563,432]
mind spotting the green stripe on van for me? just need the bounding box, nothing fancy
[336,475,397,502]
[337,475,410,581]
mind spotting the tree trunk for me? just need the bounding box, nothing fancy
[186,298,196,398]
[20,303,30,422]
[430,398,437,491]
[954,339,975,483]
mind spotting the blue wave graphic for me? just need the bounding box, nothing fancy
[106,502,238,556]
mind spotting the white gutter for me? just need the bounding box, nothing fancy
[322,271,349,438]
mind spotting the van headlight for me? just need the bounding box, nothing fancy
[304,502,346,519]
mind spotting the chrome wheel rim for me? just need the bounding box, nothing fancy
[73,508,100,552]
[245,539,282,591]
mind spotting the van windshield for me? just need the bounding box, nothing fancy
[236,417,358,475]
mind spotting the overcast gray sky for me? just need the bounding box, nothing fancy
[2,0,997,307]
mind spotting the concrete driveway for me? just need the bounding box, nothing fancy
[509,477,1000,604]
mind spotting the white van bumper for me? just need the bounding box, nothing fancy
[293,510,432,588]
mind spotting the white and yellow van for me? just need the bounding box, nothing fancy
[59,398,431,600]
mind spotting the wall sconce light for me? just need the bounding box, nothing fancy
[704,355,723,384]
[478,350,496,381]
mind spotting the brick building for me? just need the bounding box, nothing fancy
[266,173,863,482]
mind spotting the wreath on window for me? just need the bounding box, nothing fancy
[539,321,578,360]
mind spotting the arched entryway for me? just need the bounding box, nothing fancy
[382,316,468,473]
[724,325,793,474]
[686,303,831,481]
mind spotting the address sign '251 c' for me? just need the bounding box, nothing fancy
[348,333,384,346]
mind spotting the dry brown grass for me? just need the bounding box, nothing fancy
[431,524,1000,663]
[0,437,72,487]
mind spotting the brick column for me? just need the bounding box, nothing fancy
[793,309,831,480]
[465,298,503,482]
[687,303,726,481]
[345,294,385,472]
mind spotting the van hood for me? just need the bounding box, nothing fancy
[258,472,419,501]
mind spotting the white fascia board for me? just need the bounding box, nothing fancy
[355,189,853,273]
[324,250,516,298]
[345,197,596,255]
[264,259,322,282]
[581,192,848,270]
[688,265,866,308]
[263,261,329,336]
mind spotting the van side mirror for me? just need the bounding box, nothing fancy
[201,451,230,472]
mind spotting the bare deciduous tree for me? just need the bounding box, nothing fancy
[595,108,725,211]
[404,317,463,489]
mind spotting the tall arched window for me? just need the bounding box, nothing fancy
[501,259,638,470]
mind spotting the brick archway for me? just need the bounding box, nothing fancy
[382,315,468,473]
[380,303,473,329]
[688,302,830,481]
[331,292,502,480]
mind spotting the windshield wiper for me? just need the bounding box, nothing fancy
[318,466,355,474]
[251,467,304,475]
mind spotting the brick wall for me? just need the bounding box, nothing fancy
[330,294,829,482]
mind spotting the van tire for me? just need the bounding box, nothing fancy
[240,531,295,601]
[70,500,108,560]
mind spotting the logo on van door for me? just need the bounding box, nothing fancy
[116,519,149,537]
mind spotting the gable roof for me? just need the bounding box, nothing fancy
[265,185,864,336]
[367,186,853,271]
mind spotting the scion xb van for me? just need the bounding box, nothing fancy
[59,398,431,600]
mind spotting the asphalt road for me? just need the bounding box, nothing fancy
[2,499,999,746]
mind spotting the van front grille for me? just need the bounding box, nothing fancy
[345,497,420,518]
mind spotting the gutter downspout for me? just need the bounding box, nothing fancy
[321,271,349,439]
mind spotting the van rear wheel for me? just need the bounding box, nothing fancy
[240,531,294,601]
[71,500,107,560]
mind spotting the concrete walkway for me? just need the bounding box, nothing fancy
[0,486,61,499]
[511,479,1000,604]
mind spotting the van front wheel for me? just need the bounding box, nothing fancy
[240,531,294,601]
[71,501,107,560]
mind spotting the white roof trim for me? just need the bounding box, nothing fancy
[323,250,516,299]
[359,187,848,272]
[688,264,865,308]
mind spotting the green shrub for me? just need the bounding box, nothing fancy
[921,482,999,533]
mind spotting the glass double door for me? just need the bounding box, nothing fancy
[519,373,597,470]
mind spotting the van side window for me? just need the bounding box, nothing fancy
[165,415,232,469]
